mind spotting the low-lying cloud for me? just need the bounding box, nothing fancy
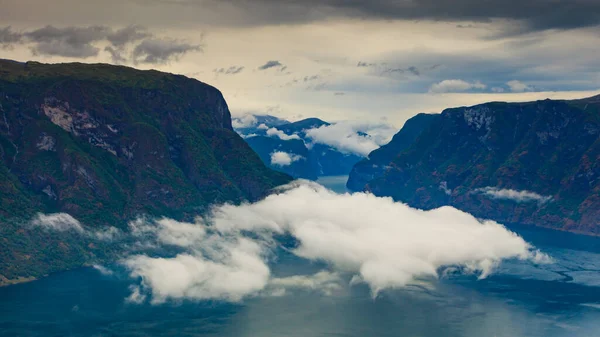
[304,122,397,156]
[30,212,121,240]
[266,127,301,141]
[31,212,84,232]
[270,151,304,166]
[474,187,552,204]
[122,181,548,303]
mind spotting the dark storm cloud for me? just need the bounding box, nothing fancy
[132,39,202,64]
[139,0,600,35]
[214,66,245,75]
[258,60,284,70]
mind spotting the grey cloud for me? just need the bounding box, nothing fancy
[1,0,598,35]
[0,26,23,47]
[25,25,110,57]
[104,46,127,64]
[258,60,284,70]
[107,25,150,47]
[1,24,170,60]
[214,65,245,75]
[31,41,99,58]
[1,24,199,64]
[146,0,600,34]
[25,25,110,43]
[132,38,202,64]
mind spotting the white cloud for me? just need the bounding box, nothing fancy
[122,181,548,303]
[265,127,301,141]
[304,122,397,156]
[429,79,486,94]
[270,151,304,166]
[31,213,84,232]
[257,123,269,130]
[232,114,258,129]
[506,80,533,92]
[474,187,552,204]
[123,236,271,303]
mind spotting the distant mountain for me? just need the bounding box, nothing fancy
[233,115,383,179]
[348,96,600,235]
[0,60,291,285]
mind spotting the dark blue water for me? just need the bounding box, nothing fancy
[2,177,600,337]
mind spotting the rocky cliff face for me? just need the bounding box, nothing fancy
[0,60,291,283]
[349,96,600,235]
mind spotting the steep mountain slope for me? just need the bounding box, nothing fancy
[0,60,291,284]
[358,96,600,234]
[347,113,439,191]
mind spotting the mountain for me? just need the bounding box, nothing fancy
[233,116,367,179]
[349,96,600,235]
[0,60,291,285]
[347,113,439,191]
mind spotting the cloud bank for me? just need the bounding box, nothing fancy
[474,187,552,204]
[122,182,547,303]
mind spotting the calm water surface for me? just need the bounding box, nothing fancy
[2,177,600,337]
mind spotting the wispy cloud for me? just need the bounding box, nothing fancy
[474,187,552,204]
[214,65,245,75]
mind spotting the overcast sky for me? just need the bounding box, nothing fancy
[1,0,599,126]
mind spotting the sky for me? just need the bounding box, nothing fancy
[1,0,600,126]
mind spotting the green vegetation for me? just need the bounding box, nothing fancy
[0,60,291,284]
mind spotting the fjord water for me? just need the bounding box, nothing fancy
[2,178,600,337]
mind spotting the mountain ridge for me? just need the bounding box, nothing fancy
[349,95,600,234]
[0,59,291,284]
